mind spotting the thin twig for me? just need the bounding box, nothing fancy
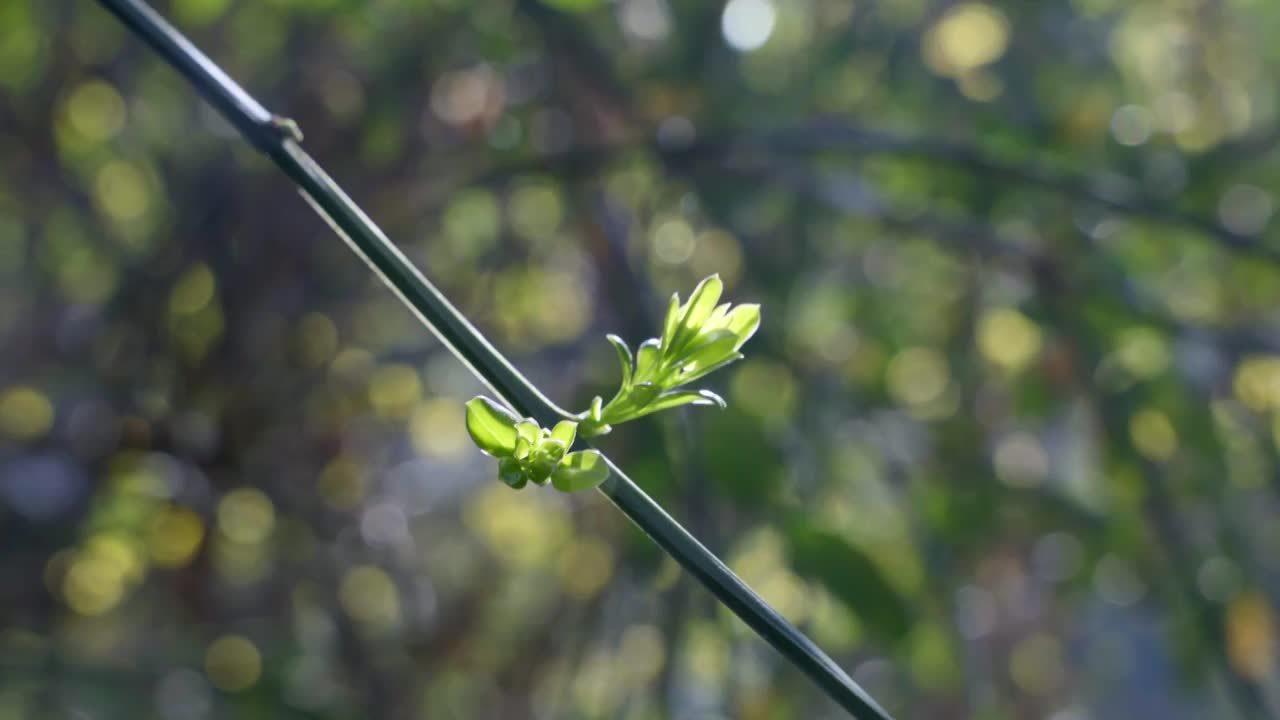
[425,121,1275,263]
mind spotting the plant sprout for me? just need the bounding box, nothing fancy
[464,273,760,492]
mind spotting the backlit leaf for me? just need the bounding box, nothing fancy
[661,293,681,354]
[515,420,540,446]
[668,274,723,357]
[643,389,726,413]
[606,334,634,390]
[550,450,610,492]
[674,351,744,386]
[464,396,520,457]
[550,420,577,447]
[724,304,761,349]
[633,338,662,384]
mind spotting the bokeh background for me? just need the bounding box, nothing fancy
[3,0,1280,718]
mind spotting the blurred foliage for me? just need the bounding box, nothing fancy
[2,0,1280,718]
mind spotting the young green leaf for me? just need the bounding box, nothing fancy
[660,293,681,354]
[550,420,578,447]
[619,386,732,415]
[667,274,723,357]
[629,382,661,408]
[526,452,559,485]
[707,301,730,321]
[513,435,532,461]
[579,418,611,438]
[641,389,726,414]
[515,420,540,446]
[672,328,738,367]
[724,304,761,349]
[673,331,739,381]
[540,438,567,463]
[633,338,662,384]
[698,389,728,408]
[464,397,521,457]
[672,351,744,386]
[550,450,610,492]
[580,396,610,437]
[498,457,527,489]
[606,334,634,391]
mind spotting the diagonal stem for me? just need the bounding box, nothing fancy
[89,0,895,717]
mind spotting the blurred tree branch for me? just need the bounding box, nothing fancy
[431,120,1276,263]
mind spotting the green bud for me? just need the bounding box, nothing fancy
[550,420,577,447]
[498,457,527,489]
[550,450,610,492]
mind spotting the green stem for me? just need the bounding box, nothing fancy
[90,1,894,717]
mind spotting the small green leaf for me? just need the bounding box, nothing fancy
[633,339,662,384]
[498,457,527,489]
[550,420,577,447]
[601,382,663,425]
[540,438,567,463]
[702,303,731,334]
[724,304,761,349]
[630,382,661,407]
[606,335,634,390]
[464,397,521,457]
[699,389,727,408]
[673,351,744,386]
[579,398,611,437]
[668,274,723,357]
[514,435,532,461]
[515,420,540,446]
[672,328,737,366]
[643,389,727,413]
[579,420,611,438]
[551,450,610,492]
[526,446,560,484]
[673,330,739,380]
[660,293,681,354]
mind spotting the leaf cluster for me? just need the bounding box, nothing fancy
[464,397,609,492]
[463,274,759,492]
[580,274,759,437]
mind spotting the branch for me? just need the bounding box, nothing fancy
[725,122,1274,258]
[425,120,1276,263]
